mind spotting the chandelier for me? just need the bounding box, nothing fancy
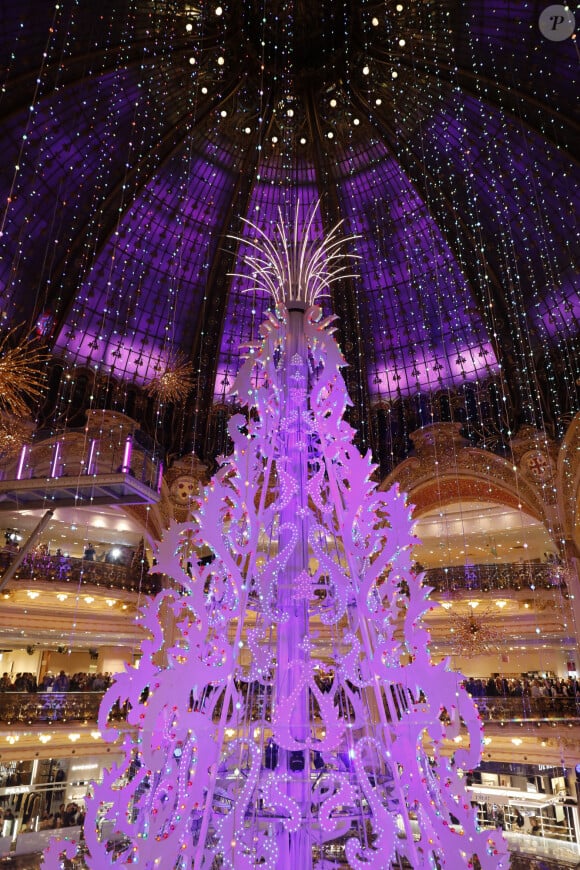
[450,605,502,659]
[44,204,507,869]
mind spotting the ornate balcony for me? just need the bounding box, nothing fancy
[424,561,568,594]
[0,413,162,511]
[0,551,160,595]
[0,691,104,725]
[473,696,580,723]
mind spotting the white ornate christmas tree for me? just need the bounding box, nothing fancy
[44,205,507,869]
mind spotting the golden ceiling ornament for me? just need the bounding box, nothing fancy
[450,606,502,658]
[0,414,34,458]
[145,355,195,404]
[0,326,48,418]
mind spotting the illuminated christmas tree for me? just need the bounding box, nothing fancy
[44,205,507,869]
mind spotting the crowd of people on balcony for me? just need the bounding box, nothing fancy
[0,802,86,835]
[0,533,158,595]
[1,530,148,567]
[464,674,579,699]
[0,670,112,693]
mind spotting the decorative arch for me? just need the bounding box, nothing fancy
[379,422,551,528]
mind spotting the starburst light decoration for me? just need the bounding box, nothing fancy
[0,326,47,417]
[229,199,360,308]
[451,607,502,659]
[145,354,195,404]
[43,206,507,869]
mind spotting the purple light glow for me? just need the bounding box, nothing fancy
[336,140,498,397]
[539,293,580,338]
[121,436,132,473]
[16,445,28,481]
[369,339,496,395]
[53,152,239,379]
[86,439,98,476]
[418,91,578,346]
[49,441,61,478]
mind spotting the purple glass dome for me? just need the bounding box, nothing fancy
[0,0,578,467]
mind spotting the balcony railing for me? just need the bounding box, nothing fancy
[473,695,580,722]
[423,562,569,594]
[0,691,105,725]
[2,692,577,728]
[0,551,160,595]
[3,432,162,492]
[0,431,163,512]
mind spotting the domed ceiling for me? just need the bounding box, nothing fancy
[0,1,578,467]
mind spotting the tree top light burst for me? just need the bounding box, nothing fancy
[229,200,360,308]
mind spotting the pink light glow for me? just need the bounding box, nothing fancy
[369,342,498,396]
[121,436,132,473]
[16,445,28,480]
[86,439,98,475]
[50,441,61,478]
[43,214,507,870]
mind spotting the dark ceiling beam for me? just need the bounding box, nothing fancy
[303,87,373,456]
[43,77,244,341]
[365,47,580,161]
